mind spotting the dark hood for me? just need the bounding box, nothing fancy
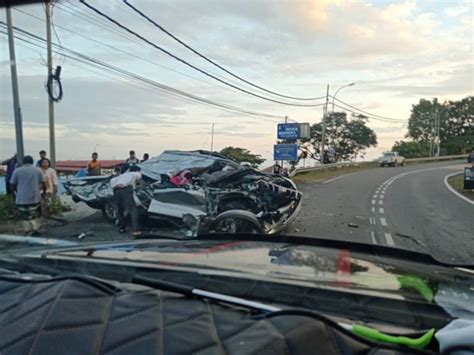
[18,236,472,318]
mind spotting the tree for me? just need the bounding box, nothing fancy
[298,112,377,162]
[391,140,430,158]
[219,146,265,168]
[407,96,473,155]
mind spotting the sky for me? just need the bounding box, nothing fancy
[0,0,473,165]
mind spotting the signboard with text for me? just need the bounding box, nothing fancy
[277,123,299,140]
[274,144,298,161]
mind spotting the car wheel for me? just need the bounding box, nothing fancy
[214,201,261,234]
[101,200,117,223]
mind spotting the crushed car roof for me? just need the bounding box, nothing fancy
[138,150,239,180]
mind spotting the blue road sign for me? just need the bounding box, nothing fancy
[277,123,299,140]
[274,144,298,161]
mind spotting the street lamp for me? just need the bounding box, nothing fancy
[332,82,355,114]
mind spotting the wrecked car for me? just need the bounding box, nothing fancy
[64,150,302,235]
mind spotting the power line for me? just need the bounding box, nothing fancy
[332,103,406,123]
[12,7,251,98]
[334,98,408,122]
[56,2,263,92]
[123,0,325,102]
[78,0,324,108]
[0,25,289,123]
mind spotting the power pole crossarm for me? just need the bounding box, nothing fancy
[6,6,24,165]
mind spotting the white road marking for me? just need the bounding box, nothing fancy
[371,231,377,244]
[443,172,474,205]
[373,194,378,199]
[322,171,360,184]
[380,217,387,226]
[378,200,383,205]
[371,200,376,205]
[370,217,375,225]
[371,207,375,213]
[379,208,384,213]
[384,233,394,245]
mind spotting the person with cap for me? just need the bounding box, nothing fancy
[110,165,142,236]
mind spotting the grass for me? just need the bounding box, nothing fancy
[447,174,474,201]
[293,162,377,183]
[0,194,71,223]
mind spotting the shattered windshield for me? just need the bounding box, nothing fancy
[0,0,473,269]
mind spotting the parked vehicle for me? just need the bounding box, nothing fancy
[64,150,302,236]
[379,151,406,167]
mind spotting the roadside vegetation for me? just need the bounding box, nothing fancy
[293,162,376,183]
[447,174,474,201]
[0,194,71,223]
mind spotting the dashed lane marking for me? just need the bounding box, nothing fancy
[379,200,383,205]
[371,231,377,244]
[380,217,387,226]
[385,233,394,245]
[379,208,384,213]
[372,200,376,205]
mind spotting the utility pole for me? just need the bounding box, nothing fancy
[46,1,56,168]
[6,6,24,166]
[320,84,330,165]
[210,123,215,151]
[435,109,440,157]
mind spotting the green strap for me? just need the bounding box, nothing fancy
[352,324,435,349]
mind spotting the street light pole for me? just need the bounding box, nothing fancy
[210,123,215,151]
[320,84,330,165]
[6,6,24,166]
[332,82,355,114]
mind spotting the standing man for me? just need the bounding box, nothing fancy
[36,150,47,167]
[273,162,282,175]
[122,150,140,172]
[10,155,45,235]
[87,152,101,176]
[141,153,149,162]
[1,154,16,194]
[110,165,142,236]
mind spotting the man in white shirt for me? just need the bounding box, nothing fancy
[110,165,142,236]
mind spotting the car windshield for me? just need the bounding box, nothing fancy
[0,2,473,274]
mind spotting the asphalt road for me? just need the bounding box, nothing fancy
[291,160,474,264]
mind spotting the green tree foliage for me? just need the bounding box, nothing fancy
[219,146,265,168]
[391,140,431,158]
[404,96,474,155]
[298,112,377,162]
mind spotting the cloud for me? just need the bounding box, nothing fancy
[445,2,471,17]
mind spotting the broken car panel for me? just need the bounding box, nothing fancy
[64,150,302,236]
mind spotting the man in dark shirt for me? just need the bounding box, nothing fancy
[1,154,16,194]
[36,150,47,167]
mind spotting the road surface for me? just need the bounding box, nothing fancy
[291,160,474,264]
